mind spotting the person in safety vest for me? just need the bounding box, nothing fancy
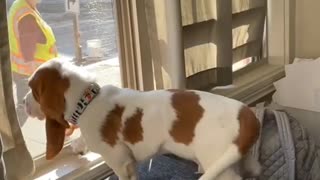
[8,0,58,126]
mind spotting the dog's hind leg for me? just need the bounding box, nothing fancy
[215,168,242,180]
[199,144,242,180]
[99,144,137,180]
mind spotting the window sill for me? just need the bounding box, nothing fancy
[31,145,113,180]
[211,62,285,104]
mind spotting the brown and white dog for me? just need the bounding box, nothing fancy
[24,58,261,180]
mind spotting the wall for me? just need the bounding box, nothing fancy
[295,0,320,58]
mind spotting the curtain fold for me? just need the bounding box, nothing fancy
[0,134,7,180]
[115,0,156,91]
[114,0,140,90]
[0,0,34,179]
[143,0,187,89]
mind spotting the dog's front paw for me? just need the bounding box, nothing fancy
[70,136,88,156]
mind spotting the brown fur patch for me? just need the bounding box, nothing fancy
[234,106,260,155]
[101,105,125,147]
[28,66,70,160]
[123,108,144,144]
[168,90,204,145]
[29,67,70,125]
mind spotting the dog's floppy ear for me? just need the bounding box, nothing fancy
[45,117,67,160]
[28,67,71,159]
[39,86,70,128]
[28,68,69,126]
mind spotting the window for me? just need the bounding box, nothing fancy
[212,0,294,104]
[0,0,295,179]
[231,1,267,72]
[2,0,121,179]
[8,0,120,158]
[116,0,293,100]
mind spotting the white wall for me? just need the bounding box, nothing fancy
[295,0,320,58]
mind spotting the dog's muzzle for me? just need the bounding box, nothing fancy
[24,91,45,120]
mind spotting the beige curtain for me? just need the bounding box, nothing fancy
[182,0,233,90]
[115,0,186,90]
[115,0,155,91]
[116,0,266,91]
[0,1,34,179]
[141,0,234,90]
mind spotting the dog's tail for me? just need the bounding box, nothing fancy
[199,144,242,180]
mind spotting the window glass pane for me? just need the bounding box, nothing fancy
[232,57,253,71]
[7,0,120,158]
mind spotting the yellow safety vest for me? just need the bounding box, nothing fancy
[8,0,58,76]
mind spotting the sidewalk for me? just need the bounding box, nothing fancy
[41,0,117,61]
